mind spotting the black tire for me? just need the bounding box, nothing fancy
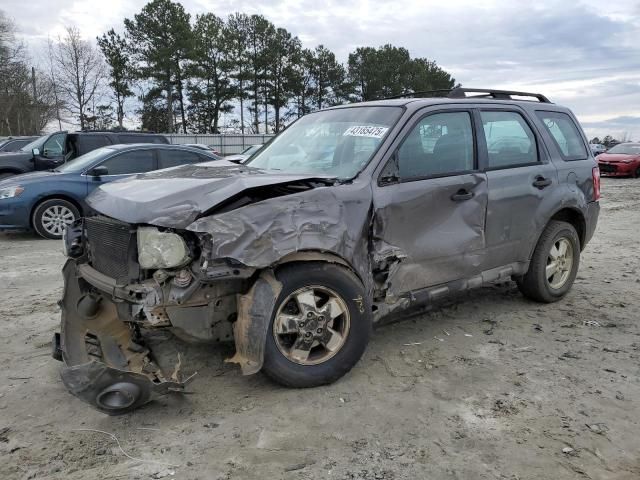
[262,262,371,388]
[32,198,80,239]
[0,172,16,180]
[517,220,580,303]
[634,167,640,178]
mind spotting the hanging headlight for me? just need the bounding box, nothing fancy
[137,227,191,269]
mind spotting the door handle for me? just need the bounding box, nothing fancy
[532,176,552,189]
[451,189,474,202]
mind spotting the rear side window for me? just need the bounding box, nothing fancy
[101,149,156,175]
[397,111,475,180]
[480,111,538,168]
[77,135,110,156]
[158,149,203,169]
[536,111,587,160]
[116,135,166,144]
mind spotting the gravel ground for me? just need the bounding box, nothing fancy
[0,177,638,480]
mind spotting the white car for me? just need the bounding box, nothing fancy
[224,144,263,162]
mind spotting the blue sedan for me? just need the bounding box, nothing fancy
[0,143,220,239]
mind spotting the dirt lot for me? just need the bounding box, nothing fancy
[0,177,639,480]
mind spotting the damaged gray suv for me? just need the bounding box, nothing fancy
[55,88,600,413]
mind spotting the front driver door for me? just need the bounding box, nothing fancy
[372,109,488,298]
[33,132,67,171]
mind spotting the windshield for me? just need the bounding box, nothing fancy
[55,147,114,173]
[607,144,640,155]
[247,106,402,178]
[20,135,47,152]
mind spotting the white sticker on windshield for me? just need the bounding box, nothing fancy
[343,125,389,139]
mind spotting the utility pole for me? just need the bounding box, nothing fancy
[31,67,37,134]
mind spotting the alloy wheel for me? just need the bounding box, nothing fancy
[272,285,350,365]
[546,237,574,289]
[41,205,75,237]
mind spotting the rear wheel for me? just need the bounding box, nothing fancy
[517,220,580,303]
[634,166,640,178]
[262,263,371,388]
[32,198,80,239]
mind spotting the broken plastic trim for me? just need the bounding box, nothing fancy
[58,259,194,414]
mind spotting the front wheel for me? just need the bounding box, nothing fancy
[262,263,371,388]
[32,198,80,239]
[517,220,580,303]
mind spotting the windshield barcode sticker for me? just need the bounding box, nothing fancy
[343,126,389,138]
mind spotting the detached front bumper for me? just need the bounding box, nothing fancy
[56,259,195,414]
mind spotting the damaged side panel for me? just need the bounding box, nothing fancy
[188,182,375,293]
[187,183,375,372]
[371,173,489,299]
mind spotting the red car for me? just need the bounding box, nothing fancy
[597,143,640,177]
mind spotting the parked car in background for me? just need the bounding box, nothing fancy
[55,88,600,414]
[597,143,640,177]
[224,143,263,162]
[0,131,168,180]
[0,144,218,239]
[182,144,223,158]
[0,136,39,152]
[589,143,606,155]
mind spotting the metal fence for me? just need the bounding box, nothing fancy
[165,134,275,155]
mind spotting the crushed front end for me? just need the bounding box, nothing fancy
[56,215,251,414]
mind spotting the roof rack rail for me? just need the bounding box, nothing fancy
[448,87,551,103]
[385,88,551,103]
[385,89,453,100]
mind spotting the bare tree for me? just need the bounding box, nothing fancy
[0,10,59,135]
[50,26,105,130]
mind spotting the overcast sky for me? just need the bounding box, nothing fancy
[5,0,640,140]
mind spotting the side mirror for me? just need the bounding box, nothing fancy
[32,148,40,156]
[89,166,108,177]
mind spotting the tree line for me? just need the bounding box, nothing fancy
[1,0,457,136]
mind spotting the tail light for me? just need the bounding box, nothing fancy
[592,166,601,201]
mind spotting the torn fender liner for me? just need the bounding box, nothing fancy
[226,270,282,375]
[59,259,193,414]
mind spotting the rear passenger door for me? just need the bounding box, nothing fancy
[479,108,559,269]
[373,109,488,296]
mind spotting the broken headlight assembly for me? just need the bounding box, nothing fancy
[0,185,24,199]
[137,226,191,269]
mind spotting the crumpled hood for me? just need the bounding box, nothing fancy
[87,160,335,228]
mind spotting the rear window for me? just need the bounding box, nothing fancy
[536,111,587,161]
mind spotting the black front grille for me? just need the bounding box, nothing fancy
[599,163,617,173]
[85,216,135,279]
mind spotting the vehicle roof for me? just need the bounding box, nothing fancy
[105,143,214,151]
[330,97,571,112]
[70,130,163,136]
